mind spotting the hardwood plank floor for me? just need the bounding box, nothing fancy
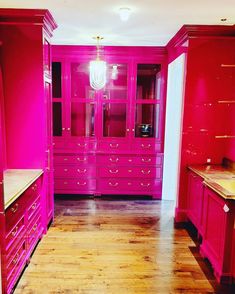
[15,197,235,293]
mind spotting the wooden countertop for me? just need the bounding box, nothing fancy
[188,165,235,200]
[3,169,43,209]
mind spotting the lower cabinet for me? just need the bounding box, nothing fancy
[3,176,43,294]
[54,151,163,199]
[200,186,235,283]
[187,172,204,235]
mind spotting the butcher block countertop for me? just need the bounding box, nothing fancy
[188,165,235,200]
[3,169,43,209]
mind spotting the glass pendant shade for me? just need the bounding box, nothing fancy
[89,59,107,90]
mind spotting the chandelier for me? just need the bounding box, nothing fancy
[89,36,107,90]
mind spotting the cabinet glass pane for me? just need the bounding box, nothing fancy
[71,62,94,99]
[103,63,128,100]
[52,62,62,98]
[135,104,159,138]
[71,103,95,137]
[53,102,62,136]
[136,64,161,100]
[103,103,126,137]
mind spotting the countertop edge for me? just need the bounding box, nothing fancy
[4,169,44,210]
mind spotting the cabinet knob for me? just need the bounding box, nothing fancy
[132,129,135,132]
[31,203,37,210]
[33,224,38,231]
[62,128,65,131]
[64,168,68,172]
[11,226,18,237]
[127,128,130,132]
[10,203,19,213]
[223,204,230,213]
[67,128,71,131]
[12,253,19,265]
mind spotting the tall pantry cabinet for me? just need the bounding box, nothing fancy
[0,9,56,294]
[52,46,167,198]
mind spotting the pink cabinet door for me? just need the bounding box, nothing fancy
[200,186,235,283]
[187,172,204,234]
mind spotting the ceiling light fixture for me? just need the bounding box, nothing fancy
[119,7,131,22]
[89,36,107,90]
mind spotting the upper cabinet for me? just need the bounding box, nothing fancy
[52,47,166,149]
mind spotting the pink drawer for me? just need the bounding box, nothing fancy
[97,155,162,166]
[98,179,161,192]
[54,179,96,191]
[27,195,41,222]
[6,215,26,253]
[6,239,26,287]
[54,165,96,178]
[69,140,96,150]
[132,142,161,153]
[99,141,127,152]
[25,176,42,201]
[54,154,96,165]
[27,213,43,253]
[99,167,161,178]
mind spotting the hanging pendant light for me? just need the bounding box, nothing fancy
[89,36,107,90]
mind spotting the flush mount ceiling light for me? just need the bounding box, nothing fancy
[119,7,131,22]
[89,36,107,90]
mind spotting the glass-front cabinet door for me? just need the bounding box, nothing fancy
[134,63,162,140]
[101,62,129,138]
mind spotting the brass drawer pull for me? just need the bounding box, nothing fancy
[128,159,133,162]
[64,158,68,161]
[11,203,19,213]
[142,158,151,163]
[109,182,118,187]
[31,203,37,210]
[77,182,87,186]
[64,181,68,185]
[141,183,150,187]
[13,253,19,265]
[109,143,119,148]
[141,169,151,175]
[77,168,87,173]
[33,224,37,231]
[141,144,151,149]
[77,143,87,147]
[11,226,18,237]
[64,168,68,172]
[77,157,86,162]
[109,169,119,174]
[109,157,119,162]
[128,169,132,173]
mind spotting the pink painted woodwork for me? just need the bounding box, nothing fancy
[52,46,167,199]
[0,8,56,294]
[187,171,204,235]
[200,186,235,283]
[167,25,235,222]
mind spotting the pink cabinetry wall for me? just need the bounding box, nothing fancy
[0,8,57,293]
[52,46,167,198]
[167,26,235,222]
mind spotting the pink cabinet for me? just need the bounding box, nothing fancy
[187,171,204,235]
[2,176,43,294]
[52,46,166,198]
[200,186,235,283]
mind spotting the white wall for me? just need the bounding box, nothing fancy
[162,54,186,201]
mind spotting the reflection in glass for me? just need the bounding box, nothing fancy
[53,102,62,136]
[71,103,95,137]
[52,62,62,98]
[135,104,159,138]
[71,63,93,99]
[136,64,161,100]
[103,63,128,100]
[103,103,126,137]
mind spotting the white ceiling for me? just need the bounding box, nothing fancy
[1,0,235,46]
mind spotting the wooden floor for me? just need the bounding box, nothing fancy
[15,196,235,294]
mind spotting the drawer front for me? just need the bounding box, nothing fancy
[6,197,25,228]
[99,167,161,178]
[54,179,96,191]
[132,142,161,153]
[25,176,42,201]
[27,213,43,252]
[69,140,96,151]
[54,154,96,165]
[6,240,26,286]
[98,179,161,192]
[6,216,26,252]
[54,165,96,178]
[99,141,127,152]
[27,195,41,222]
[97,155,162,166]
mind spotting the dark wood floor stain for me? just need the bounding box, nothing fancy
[14,197,235,293]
